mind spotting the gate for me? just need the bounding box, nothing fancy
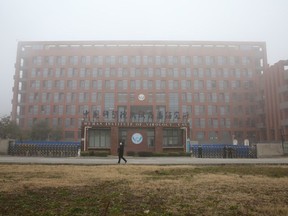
[8,141,81,157]
[190,144,257,158]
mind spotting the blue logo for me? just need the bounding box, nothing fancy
[132,133,143,144]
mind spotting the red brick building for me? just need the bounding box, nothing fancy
[11,41,267,154]
[257,60,288,142]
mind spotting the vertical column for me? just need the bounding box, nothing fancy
[110,126,119,155]
[155,127,163,152]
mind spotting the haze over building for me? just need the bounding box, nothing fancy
[11,40,287,154]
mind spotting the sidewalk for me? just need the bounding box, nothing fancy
[0,156,288,165]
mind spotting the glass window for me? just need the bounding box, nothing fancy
[155,56,161,65]
[136,80,141,90]
[155,93,166,103]
[167,56,172,65]
[180,56,186,65]
[147,129,155,147]
[143,56,148,65]
[123,56,128,65]
[118,93,127,103]
[163,129,182,147]
[130,80,135,90]
[173,56,178,65]
[88,129,111,148]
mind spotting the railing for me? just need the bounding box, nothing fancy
[8,141,81,157]
[190,144,257,158]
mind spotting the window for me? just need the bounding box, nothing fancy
[143,80,148,89]
[173,68,178,77]
[195,105,205,116]
[118,93,127,103]
[155,56,161,65]
[194,80,204,90]
[130,80,135,90]
[180,56,186,65]
[196,132,205,140]
[169,93,179,108]
[143,56,148,65]
[184,80,191,90]
[229,56,235,65]
[199,93,205,102]
[88,129,111,148]
[69,56,78,65]
[186,93,192,103]
[123,56,128,65]
[135,80,141,90]
[163,129,182,147]
[156,80,160,90]
[155,93,166,103]
[105,80,114,90]
[208,105,217,115]
[94,56,103,65]
[168,80,178,90]
[147,129,155,147]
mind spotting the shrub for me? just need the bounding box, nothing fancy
[80,151,109,157]
[152,152,169,157]
[94,151,109,157]
[167,152,180,157]
[127,151,136,156]
[80,151,90,156]
[138,151,153,157]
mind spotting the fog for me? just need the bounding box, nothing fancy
[0,0,288,116]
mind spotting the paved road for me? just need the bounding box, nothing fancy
[0,156,288,165]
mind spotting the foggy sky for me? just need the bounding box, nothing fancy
[0,0,288,116]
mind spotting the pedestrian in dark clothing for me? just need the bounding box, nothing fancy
[198,145,203,158]
[117,141,127,164]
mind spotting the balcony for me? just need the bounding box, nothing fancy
[278,84,288,94]
[279,101,288,110]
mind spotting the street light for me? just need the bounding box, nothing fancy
[83,126,92,151]
[180,127,190,152]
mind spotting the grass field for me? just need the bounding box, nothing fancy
[0,164,288,216]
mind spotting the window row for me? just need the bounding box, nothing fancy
[30,55,261,67]
[26,79,255,91]
[21,90,255,105]
[26,67,255,79]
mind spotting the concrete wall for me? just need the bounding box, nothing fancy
[0,139,13,155]
[256,142,284,158]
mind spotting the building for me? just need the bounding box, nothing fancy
[11,41,267,154]
[257,60,288,142]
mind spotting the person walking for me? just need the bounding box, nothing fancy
[117,141,127,164]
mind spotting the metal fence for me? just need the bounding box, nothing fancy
[190,144,257,158]
[8,141,81,157]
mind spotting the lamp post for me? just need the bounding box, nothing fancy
[180,127,190,153]
[84,126,92,151]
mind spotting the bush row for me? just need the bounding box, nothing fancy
[127,151,190,157]
[80,151,190,157]
[80,151,109,157]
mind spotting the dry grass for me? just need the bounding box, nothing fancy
[0,164,288,215]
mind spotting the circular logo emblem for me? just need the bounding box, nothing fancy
[131,133,143,144]
[138,94,145,101]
